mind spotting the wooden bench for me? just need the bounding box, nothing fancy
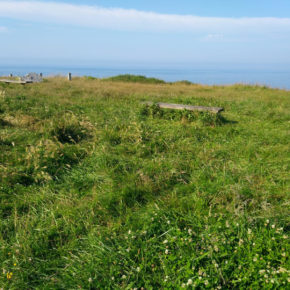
[143,101,224,114]
[0,79,33,85]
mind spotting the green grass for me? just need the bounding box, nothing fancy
[104,74,166,84]
[0,77,289,288]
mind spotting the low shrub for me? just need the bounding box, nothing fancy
[104,74,166,84]
[84,76,98,80]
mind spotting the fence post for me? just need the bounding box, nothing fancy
[68,73,72,81]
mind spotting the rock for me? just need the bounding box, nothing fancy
[21,72,43,83]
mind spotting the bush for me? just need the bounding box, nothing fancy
[104,74,166,84]
[84,76,98,80]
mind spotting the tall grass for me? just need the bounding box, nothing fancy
[0,78,289,288]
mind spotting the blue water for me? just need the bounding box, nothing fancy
[0,66,289,90]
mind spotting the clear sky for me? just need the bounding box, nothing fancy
[0,0,290,68]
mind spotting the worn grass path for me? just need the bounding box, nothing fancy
[0,77,289,288]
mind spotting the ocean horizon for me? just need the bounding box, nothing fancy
[1,65,289,90]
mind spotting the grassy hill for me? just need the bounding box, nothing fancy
[0,76,289,288]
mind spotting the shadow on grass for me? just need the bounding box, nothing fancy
[218,115,238,125]
[0,118,13,127]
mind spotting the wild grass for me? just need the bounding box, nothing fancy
[0,77,289,288]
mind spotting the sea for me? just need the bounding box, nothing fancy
[0,65,289,90]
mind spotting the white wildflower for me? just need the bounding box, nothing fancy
[187,279,193,285]
[278,267,287,273]
[88,278,92,283]
[163,239,168,244]
[271,225,275,229]
[122,275,126,279]
[165,249,169,255]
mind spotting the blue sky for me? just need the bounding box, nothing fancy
[0,0,290,68]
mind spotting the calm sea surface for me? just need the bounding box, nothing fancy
[0,66,289,90]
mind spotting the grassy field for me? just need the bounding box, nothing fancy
[0,76,289,289]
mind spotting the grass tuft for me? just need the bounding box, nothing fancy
[51,113,94,144]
